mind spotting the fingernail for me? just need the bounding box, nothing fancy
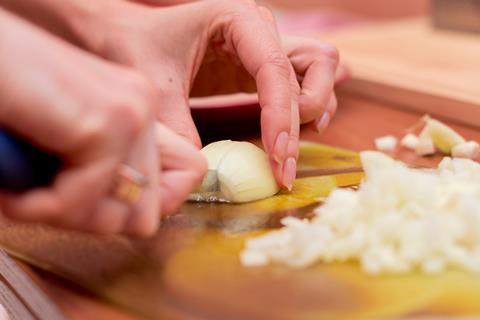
[283,157,297,191]
[287,137,299,160]
[273,131,289,164]
[316,112,330,133]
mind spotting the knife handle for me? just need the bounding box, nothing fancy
[0,130,61,190]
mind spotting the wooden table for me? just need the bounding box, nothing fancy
[9,90,480,320]
[322,18,480,129]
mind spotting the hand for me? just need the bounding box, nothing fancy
[0,0,338,190]
[192,35,339,133]
[155,123,207,215]
[79,0,306,189]
[0,10,205,235]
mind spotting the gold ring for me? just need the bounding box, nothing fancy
[113,164,148,204]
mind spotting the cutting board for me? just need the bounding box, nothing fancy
[0,142,480,319]
[323,18,480,129]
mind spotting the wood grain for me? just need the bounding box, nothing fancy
[323,18,480,128]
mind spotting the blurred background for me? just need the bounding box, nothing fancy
[261,0,430,35]
[266,0,429,19]
[258,0,480,35]
[194,0,480,141]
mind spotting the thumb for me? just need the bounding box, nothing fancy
[157,92,202,148]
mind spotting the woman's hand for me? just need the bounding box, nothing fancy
[192,35,339,133]
[0,10,206,235]
[80,0,307,189]
[2,0,338,189]
[86,0,338,189]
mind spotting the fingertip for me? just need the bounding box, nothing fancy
[335,64,351,85]
[287,132,299,160]
[282,157,297,191]
[272,131,289,165]
[271,159,284,187]
[315,112,331,133]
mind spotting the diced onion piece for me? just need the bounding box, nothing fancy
[452,141,480,159]
[400,133,420,150]
[241,151,480,275]
[425,118,466,154]
[240,250,269,266]
[374,135,397,151]
[415,136,436,156]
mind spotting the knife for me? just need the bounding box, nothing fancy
[0,129,228,202]
[187,169,231,203]
[0,130,60,190]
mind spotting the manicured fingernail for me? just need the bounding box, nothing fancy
[287,137,299,160]
[273,131,289,164]
[283,157,297,191]
[316,112,330,133]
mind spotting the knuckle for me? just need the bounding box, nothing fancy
[259,53,292,81]
[319,43,340,65]
[110,102,147,140]
[77,76,156,147]
[268,54,291,72]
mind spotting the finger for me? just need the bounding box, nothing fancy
[156,123,207,215]
[122,120,161,236]
[260,7,301,188]
[222,7,299,187]
[310,93,337,134]
[335,64,350,85]
[326,91,338,116]
[138,64,202,148]
[0,158,116,224]
[257,8,300,189]
[156,92,202,149]
[289,43,339,125]
[257,6,279,38]
[258,5,301,169]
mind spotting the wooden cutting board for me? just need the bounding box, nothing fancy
[0,142,480,319]
[323,18,480,129]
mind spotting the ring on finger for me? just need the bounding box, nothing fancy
[112,164,148,205]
